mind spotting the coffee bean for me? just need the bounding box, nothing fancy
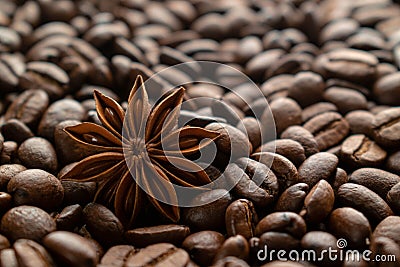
[255,212,306,238]
[301,102,338,122]
[270,98,302,135]
[258,232,300,252]
[323,87,368,114]
[246,50,285,81]
[257,139,306,167]
[386,151,400,175]
[61,179,97,206]
[236,117,262,149]
[183,231,225,266]
[319,18,359,43]
[301,231,339,266]
[213,235,249,263]
[374,72,400,105]
[0,205,56,242]
[38,99,86,141]
[303,112,350,150]
[373,216,400,247]
[0,53,25,92]
[288,71,325,107]
[344,110,374,136]
[370,237,400,266]
[275,183,309,212]
[1,119,34,143]
[372,107,400,148]
[17,137,58,173]
[125,243,190,267]
[298,152,338,187]
[99,245,136,266]
[338,183,394,224]
[261,261,304,267]
[329,207,371,248]
[7,169,63,210]
[125,224,190,248]
[300,180,334,224]
[0,141,18,164]
[225,199,258,239]
[212,256,250,267]
[0,164,26,190]
[331,168,349,193]
[260,74,292,101]
[0,26,20,52]
[0,248,18,267]
[13,239,56,267]
[4,89,49,129]
[349,168,400,199]
[55,204,82,231]
[387,182,400,213]
[211,100,242,126]
[83,203,124,247]
[281,126,319,157]
[43,231,98,267]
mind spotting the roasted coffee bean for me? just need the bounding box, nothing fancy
[0,26,20,52]
[4,89,49,129]
[225,199,258,239]
[373,216,400,247]
[182,189,232,231]
[224,163,275,207]
[288,71,324,107]
[301,102,338,122]
[372,107,400,148]
[344,110,374,136]
[303,112,350,151]
[83,203,124,247]
[319,18,359,44]
[349,168,400,199]
[260,74,292,101]
[0,141,17,164]
[257,139,306,167]
[125,243,190,267]
[386,151,400,175]
[387,182,400,213]
[275,183,309,212]
[55,204,82,231]
[0,53,25,92]
[43,231,98,267]
[298,152,338,187]
[300,180,334,224]
[211,100,242,126]
[17,137,58,173]
[270,98,302,135]
[212,256,250,267]
[329,207,371,248]
[258,232,300,252]
[0,164,26,190]
[340,135,387,168]
[1,119,34,143]
[255,212,306,238]
[370,237,400,266]
[323,87,368,114]
[338,183,394,224]
[300,231,339,266]
[38,99,86,141]
[280,126,319,157]
[7,169,63,210]
[0,192,11,214]
[374,72,400,105]
[331,168,349,192]
[125,224,190,248]
[213,235,249,263]
[0,248,18,267]
[252,152,299,191]
[236,117,262,149]
[13,239,56,267]
[183,231,225,266]
[61,179,97,206]
[0,205,56,242]
[99,245,136,266]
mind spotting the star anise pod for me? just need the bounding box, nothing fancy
[60,76,220,226]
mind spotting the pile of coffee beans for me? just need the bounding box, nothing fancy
[0,0,400,266]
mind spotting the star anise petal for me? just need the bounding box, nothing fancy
[94,90,125,139]
[65,122,122,149]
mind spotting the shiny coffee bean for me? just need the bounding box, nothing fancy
[99,245,136,267]
[372,107,400,148]
[212,256,250,267]
[225,199,258,239]
[55,204,83,231]
[275,183,309,212]
[270,98,302,135]
[374,72,400,105]
[386,151,400,175]
[301,102,338,122]
[387,182,400,213]
[280,126,319,157]
[255,212,306,238]
[301,231,339,266]
[344,110,374,136]
[213,235,249,263]
[0,164,26,190]
[298,152,338,187]
[183,231,225,266]
[373,216,400,247]
[257,139,306,167]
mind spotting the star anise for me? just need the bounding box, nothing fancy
[60,76,220,226]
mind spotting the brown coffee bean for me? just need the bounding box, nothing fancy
[288,72,325,107]
[0,248,18,267]
[345,110,374,136]
[323,87,368,114]
[319,18,359,43]
[303,112,350,150]
[17,137,58,173]
[225,199,258,239]
[257,139,306,167]
[266,53,313,78]
[349,168,400,199]
[275,183,309,212]
[55,204,82,231]
[0,141,18,164]
[83,203,124,247]
[301,231,339,266]
[0,164,26,190]
[372,107,400,148]
[329,207,371,248]
[301,102,338,122]
[125,243,190,267]
[183,189,232,231]
[0,26,20,52]
[246,50,285,81]
[255,212,306,238]
[4,89,49,129]
[61,179,97,206]
[331,168,349,193]
[13,239,56,267]
[298,152,338,187]
[270,98,302,135]
[281,126,319,157]
[374,72,400,105]
[0,192,11,215]
[0,234,9,251]
[183,231,225,266]
[260,74,292,101]
[300,180,334,224]
[387,182,400,213]
[125,224,190,248]
[341,135,387,168]
[99,245,136,266]
[258,232,300,252]
[1,119,34,144]
[338,183,394,224]
[0,53,25,92]
[212,256,250,267]
[43,231,98,267]
[236,117,262,149]
[386,151,400,175]
[253,152,299,191]
[211,100,242,126]
[7,169,63,210]
[370,237,400,266]
[213,235,249,263]
[0,205,56,242]
[224,163,274,208]
[373,216,400,247]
